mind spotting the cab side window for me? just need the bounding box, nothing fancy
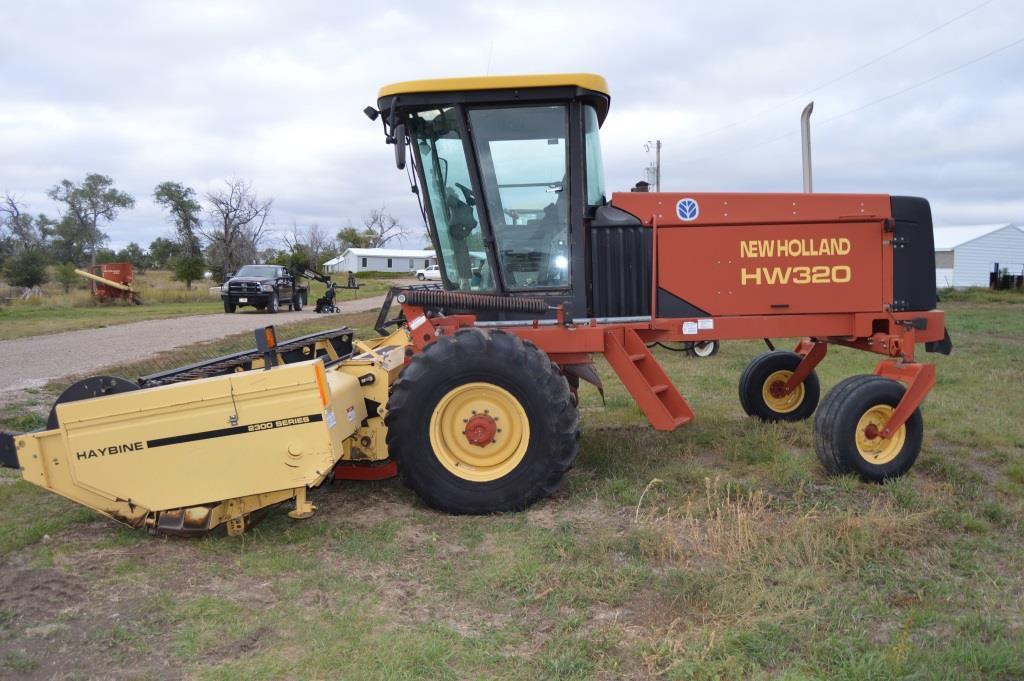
[468,105,570,290]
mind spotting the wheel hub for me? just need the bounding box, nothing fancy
[762,370,804,413]
[855,404,905,464]
[463,413,497,447]
[429,382,530,482]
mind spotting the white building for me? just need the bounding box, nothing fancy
[934,224,1024,289]
[323,248,436,274]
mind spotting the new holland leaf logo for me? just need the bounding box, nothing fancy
[676,198,700,221]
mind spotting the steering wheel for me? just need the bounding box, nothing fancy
[454,182,476,206]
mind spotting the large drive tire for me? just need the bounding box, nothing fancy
[814,376,923,482]
[739,351,820,422]
[267,292,279,314]
[223,300,236,313]
[687,340,720,358]
[386,328,579,514]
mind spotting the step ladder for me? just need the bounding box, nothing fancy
[603,329,695,431]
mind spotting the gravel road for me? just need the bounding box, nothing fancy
[0,294,388,397]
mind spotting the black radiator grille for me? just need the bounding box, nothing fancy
[590,225,651,317]
[228,281,261,294]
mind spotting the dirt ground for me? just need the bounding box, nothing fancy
[0,295,387,398]
[0,480,626,681]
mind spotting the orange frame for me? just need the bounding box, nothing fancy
[399,191,945,443]
[402,304,944,438]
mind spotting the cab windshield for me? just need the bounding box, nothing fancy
[410,108,491,291]
[235,265,278,278]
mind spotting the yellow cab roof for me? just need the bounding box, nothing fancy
[378,73,609,99]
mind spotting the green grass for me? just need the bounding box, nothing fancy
[0,269,398,340]
[0,300,224,340]
[0,298,1022,679]
[939,287,1024,304]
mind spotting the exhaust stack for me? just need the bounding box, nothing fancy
[801,101,814,193]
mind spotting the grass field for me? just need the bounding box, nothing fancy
[1,297,1022,679]
[0,270,398,341]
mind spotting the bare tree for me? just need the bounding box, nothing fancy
[1,193,48,255]
[0,192,22,225]
[306,223,330,265]
[361,206,407,248]
[0,194,22,252]
[280,222,333,270]
[200,178,272,277]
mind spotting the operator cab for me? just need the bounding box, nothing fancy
[373,74,611,319]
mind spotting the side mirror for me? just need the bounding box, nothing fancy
[394,123,407,170]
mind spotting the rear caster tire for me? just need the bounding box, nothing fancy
[739,351,820,422]
[386,328,579,514]
[687,340,719,358]
[814,376,922,482]
[223,301,236,313]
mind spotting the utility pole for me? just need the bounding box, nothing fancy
[655,139,661,192]
[644,140,662,192]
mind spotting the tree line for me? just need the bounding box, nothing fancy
[0,172,419,293]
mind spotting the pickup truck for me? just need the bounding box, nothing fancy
[220,264,308,313]
[415,264,442,281]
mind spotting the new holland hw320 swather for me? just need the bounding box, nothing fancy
[1,74,951,535]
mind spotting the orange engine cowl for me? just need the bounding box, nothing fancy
[606,192,936,318]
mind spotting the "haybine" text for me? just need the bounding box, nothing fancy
[75,441,145,460]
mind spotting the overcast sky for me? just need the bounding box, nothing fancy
[3,1,1022,250]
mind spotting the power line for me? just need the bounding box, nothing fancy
[680,0,998,143]
[677,33,1024,166]
[819,34,1024,124]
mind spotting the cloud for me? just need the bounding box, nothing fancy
[2,0,1021,251]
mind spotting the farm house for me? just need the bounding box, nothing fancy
[323,248,436,274]
[934,224,1024,288]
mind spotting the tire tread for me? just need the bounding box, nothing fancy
[386,329,579,514]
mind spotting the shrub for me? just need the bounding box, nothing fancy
[3,249,50,289]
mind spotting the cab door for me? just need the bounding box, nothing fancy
[277,267,293,303]
[467,105,572,292]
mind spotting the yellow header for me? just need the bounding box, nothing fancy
[378,73,609,99]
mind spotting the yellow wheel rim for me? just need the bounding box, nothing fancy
[428,382,530,482]
[855,404,906,465]
[761,370,805,414]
